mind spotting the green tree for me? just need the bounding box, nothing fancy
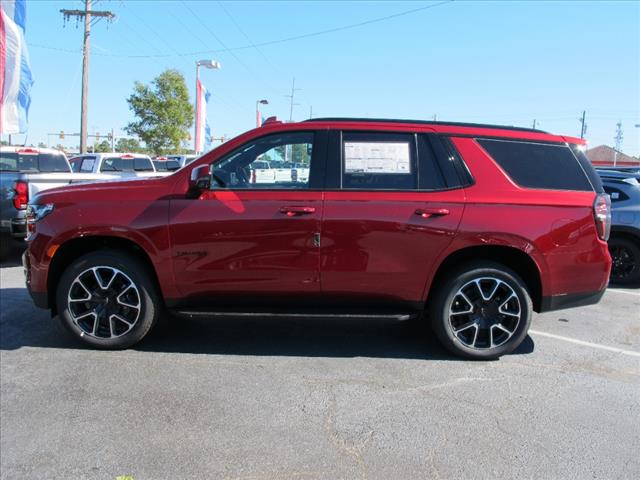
[115,137,144,153]
[125,69,193,155]
[93,140,111,153]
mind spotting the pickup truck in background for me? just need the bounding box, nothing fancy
[69,153,171,178]
[0,146,119,259]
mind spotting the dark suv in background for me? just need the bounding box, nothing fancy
[597,168,640,285]
[22,118,611,359]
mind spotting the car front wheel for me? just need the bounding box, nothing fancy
[56,250,159,349]
[430,262,533,360]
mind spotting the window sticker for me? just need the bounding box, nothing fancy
[344,142,411,174]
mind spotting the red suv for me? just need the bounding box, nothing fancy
[23,118,611,359]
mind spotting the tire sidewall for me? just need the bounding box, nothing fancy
[56,250,158,349]
[432,263,533,360]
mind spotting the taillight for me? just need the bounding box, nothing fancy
[12,181,28,210]
[593,193,611,241]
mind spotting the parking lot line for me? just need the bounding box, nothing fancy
[529,329,640,357]
[606,288,640,297]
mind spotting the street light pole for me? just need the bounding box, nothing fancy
[194,59,220,154]
[256,99,268,128]
[195,62,200,153]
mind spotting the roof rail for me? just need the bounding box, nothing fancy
[303,117,547,134]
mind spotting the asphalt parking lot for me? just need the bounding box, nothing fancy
[1,245,639,480]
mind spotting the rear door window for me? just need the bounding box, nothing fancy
[477,139,593,191]
[341,132,417,190]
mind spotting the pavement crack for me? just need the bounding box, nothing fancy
[323,390,372,480]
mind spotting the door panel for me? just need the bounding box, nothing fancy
[320,189,464,304]
[169,190,322,303]
[169,130,324,306]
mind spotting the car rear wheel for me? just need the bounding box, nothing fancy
[56,250,159,349]
[429,262,532,360]
[608,237,640,285]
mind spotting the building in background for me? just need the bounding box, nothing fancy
[586,145,640,167]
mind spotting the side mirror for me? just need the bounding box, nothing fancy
[188,164,211,197]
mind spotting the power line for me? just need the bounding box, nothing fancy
[32,0,454,59]
[180,0,282,97]
[117,0,182,56]
[215,0,280,73]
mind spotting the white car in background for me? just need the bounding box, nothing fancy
[69,153,169,178]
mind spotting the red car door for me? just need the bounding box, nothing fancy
[169,131,323,305]
[320,131,466,308]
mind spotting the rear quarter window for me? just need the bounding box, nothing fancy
[477,139,593,191]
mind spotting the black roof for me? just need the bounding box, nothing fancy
[304,117,547,134]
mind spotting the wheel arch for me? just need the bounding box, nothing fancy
[427,245,543,312]
[47,235,162,315]
[609,227,640,247]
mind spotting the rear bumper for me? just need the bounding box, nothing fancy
[10,217,27,239]
[1,211,27,239]
[539,288,606,313]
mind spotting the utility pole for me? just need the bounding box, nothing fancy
[579,110,587,139]
[60,1,115,153]
[309,106,313,119]
[614,121,623,166]
[286,78,301,122]
[532,119,537,129]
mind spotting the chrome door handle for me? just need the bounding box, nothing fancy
[279,206,316,217]
[415,208,450,219]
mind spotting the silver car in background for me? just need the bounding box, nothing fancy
[597,168,640,285]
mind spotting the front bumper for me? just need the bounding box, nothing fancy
[23,249,48,309]
[539,288,607,313]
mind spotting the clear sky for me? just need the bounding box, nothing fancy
[4,0,640,155]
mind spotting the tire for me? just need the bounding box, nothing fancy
[429,261,533,360]
[608,236,640,285]
[56,249,160,349]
